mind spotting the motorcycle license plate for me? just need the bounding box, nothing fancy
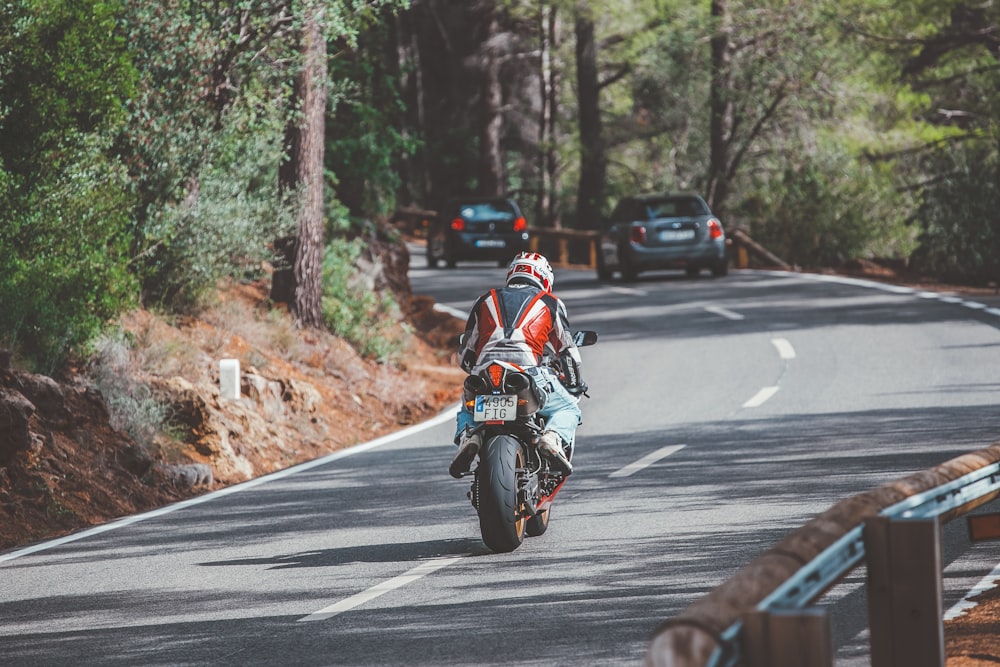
[474,394,516,421]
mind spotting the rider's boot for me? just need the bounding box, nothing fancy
[449,429,482,478]
[537,431,573,475]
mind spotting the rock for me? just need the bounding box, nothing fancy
[0,389,36,464]
[159,463,213,489]
[17,373,66,420]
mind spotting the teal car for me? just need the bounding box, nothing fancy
[596,193,728,282]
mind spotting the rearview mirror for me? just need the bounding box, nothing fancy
[573,330,598,347]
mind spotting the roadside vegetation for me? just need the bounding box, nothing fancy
[0,0,997,417]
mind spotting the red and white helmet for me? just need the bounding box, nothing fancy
[506,252,554,292]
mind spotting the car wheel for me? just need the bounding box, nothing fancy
[685,266,701,277]
[711,260,729,277]
[595,254,612,281]
[618,245,638,282]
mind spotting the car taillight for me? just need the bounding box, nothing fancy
[450,217,465,231]
[630,225,647,245]
[708,218,723,239]
[513,216,527,232]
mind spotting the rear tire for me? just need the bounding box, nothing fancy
[477,435,526,553]
[525,508,550,536]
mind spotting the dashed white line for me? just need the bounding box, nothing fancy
[610,445,686,478]
[743,386,779,408]
[299,556,463,622]
[771,338,796,360]
[962,301,988,310]
[704,305,745,321]
[610,286,646,296]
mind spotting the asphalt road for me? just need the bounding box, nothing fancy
[2,251,1000,666]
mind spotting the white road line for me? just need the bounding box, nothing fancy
[771,338,796,360]
[433,303,468,320]
[743,386,779,408]
[704,305,745,321]
[610,286,646,296]
[945,563,1000,621]
[961,301,988,310]
[610,445,686,478]
[299,556,463,622]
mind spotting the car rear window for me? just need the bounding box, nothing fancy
[454,202,516,222]
[646,198,707,218]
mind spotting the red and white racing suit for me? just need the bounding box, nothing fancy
[455,282,584,446]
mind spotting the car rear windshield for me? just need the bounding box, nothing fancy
[454,201,516,222]
[645,197,707,218]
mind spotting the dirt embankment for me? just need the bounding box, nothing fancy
[0,240,466,551]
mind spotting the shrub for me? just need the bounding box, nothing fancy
[0,136,137,372]
[321,238,404,362]
[86,328,168,453]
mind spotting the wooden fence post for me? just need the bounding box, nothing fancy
[742,608,832,667]
[864,516,944,667]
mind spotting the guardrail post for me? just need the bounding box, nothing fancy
[864,516,944,667]
[741,608,832,667]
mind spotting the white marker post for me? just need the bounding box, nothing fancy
[219,358,241,400]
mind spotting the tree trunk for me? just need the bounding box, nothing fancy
[538,4,561,229]
[273,0,327,329]
[479,4,503,196]
[707,0,731,215]
[575,8,605,230]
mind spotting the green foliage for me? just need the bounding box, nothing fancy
[910,141,1000,283]
[87,327,169,452]
[327,18,420,216]
[743,143,917,267]
[0,136,137,372]
[0,0,138,371]
[0,0,136,183]
[321,238,404,362]
[136,103,296,311]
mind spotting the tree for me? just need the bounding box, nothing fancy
[574,4,606,230]
[274,0,328,328]
[848,0,1000,281]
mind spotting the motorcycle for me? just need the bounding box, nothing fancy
[455,330,598,553]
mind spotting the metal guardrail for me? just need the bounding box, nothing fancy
[646,443,1000,667]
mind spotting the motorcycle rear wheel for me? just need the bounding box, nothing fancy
[525,508,549,536]
[477,435,526,553]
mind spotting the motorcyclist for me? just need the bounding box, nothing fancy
[449,252,588,479]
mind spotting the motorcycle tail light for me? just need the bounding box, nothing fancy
[513,216,527,232]
[488,363,504,388]
[451,217,465,231]
[631,225,646,245]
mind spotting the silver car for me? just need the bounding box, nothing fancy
[596,193,728,281]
